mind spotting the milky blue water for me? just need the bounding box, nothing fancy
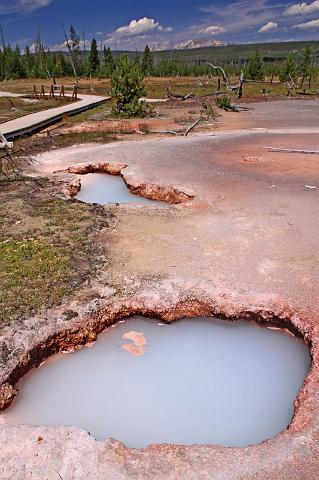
[75,173,165,206]
[1,317,310,448]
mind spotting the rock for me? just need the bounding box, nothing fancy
[0,383,17,410]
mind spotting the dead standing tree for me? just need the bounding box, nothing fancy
[61,23,79,86]
[205,63,244,99]
[0,133,16,176]
[0,134,34,177]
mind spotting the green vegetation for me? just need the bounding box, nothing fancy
[216,95,232,110]
[300,45,312,85]
[142,45,153,76]
[111,54,146,117]
[89,38,100,74]
[1,30,318,81]
[0,239,70,324]
[248,51,264,80]
[279,54,297,82]
[0,179,113,326]
[103,46,114,76]
[151,40,319,68]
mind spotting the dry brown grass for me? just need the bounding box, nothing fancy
[0,96,72,123]
[1,76,318,104]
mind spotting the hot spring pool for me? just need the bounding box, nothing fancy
[75,173,165,206]
[1,317,310,448]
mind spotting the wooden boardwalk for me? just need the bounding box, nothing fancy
[0,91,109,140]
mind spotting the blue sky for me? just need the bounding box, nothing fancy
[0,0,319,50]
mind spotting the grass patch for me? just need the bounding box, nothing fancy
[66,101,114,124]
[216,95,233,111]
[0,239,70,324]
[0,179,115,327]
[50,131,117,147]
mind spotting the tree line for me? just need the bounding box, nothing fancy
[247,47,314,84]
[0,24,317,83]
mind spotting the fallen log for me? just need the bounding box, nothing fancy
[267,147,319,155]
[166,87,195,101]
[156,117,203,137]
[185,118,202,136]
[296,91,319,96]
[156,130,179,136]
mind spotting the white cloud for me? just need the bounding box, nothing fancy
[200,0,281,32]
[101,17,172,50]
[158,25,173,32]
[197,25,227,35]
[258,21,278,33]
[0,0,54,14]
[284,1,319,16]
[293,17,319,27]
[50,39,90,52]
[115,17,171,37]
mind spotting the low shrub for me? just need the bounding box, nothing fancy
[216,95,232,110]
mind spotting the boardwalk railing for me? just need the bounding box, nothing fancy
[32,84,78,101]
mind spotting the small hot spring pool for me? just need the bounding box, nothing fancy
[1,317,310,448]
[75,173,165,206]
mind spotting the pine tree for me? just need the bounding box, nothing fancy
[0,44,25,79]
[103,46,114,76]
[300,45,312,85]
[248,51,264,80]
[279,54,297,82]
[24,45,34,75]
[111,54,146,117]
[3,45,14,78]
[54,52,69,77]
[12,47,26,78]
[89,38,100,74]
[141,45,153,76]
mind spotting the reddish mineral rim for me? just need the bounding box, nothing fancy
[0,316,311,449]
[0,293,317,480]
[56,162,194,204]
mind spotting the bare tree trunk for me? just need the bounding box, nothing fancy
[166,86,194,101]
[267,147,319,155]
[205,63,244,99]
[61,23,78,86]
[185,118,202,136]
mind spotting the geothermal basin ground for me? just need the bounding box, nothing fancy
[0,99,319,480]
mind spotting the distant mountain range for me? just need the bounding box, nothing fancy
[150,39,228,52]
[174,39,228,50]
[148,40,319,64]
